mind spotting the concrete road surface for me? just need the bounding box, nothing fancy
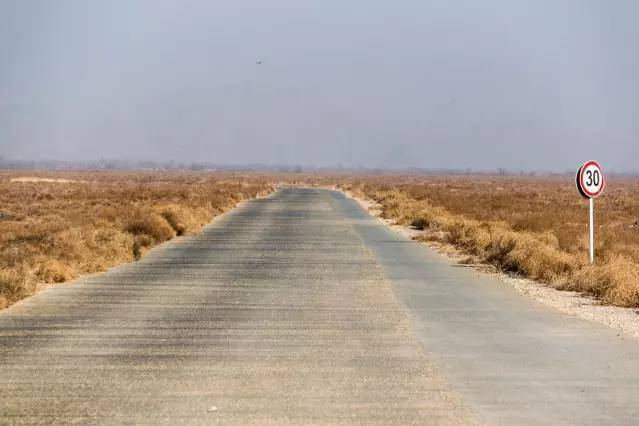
[1,188,638,425]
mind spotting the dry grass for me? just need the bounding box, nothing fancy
[0,171,272,308]
[3,170,638,309]
[337,175,639,308]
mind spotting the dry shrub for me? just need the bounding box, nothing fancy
[437,201,578,282]
[0,268,28,302]
[409,206,443,231]
[82,225,134,271]
[36,259,75,283]
[498,231,574,282]
[480,230,519,270]
[157,204,209,236]
[411,216,429,230]
[437,217,574,282]
[125,212,175,243]
[160,208,187,236]
[559,257,639,307]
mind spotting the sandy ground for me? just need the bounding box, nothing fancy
[341,188,639,339]
[9,177,88,184]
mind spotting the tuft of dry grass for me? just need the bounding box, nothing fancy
[0,268,27,306]
[0,171,272,308]
[125,210,176,243]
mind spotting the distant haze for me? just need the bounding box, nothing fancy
[1,1,638,171]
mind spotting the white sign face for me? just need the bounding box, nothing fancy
[577,160,605,198]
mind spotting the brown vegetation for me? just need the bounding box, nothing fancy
[3,170,638,309]
[0,171,272,308]
[338,176,639,308]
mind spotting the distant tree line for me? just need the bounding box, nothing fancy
[0,157,637,176]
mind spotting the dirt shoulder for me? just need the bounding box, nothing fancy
[341,188,639,339]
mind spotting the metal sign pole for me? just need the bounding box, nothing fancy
[577,160,603,264]
[589,197,594,263]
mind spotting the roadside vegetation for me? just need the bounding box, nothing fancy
[339,176,639,308]
[3,171,638,310]
[0,171,272,309]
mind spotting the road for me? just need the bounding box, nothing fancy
[1,188,638,425]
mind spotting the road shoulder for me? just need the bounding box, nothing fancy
[340,188,639,339]
[330,188,639,425]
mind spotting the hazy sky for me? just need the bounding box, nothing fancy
[1,1,638,170]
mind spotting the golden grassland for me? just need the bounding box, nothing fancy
[0,171,272,308]
[2,171,638,310]
[337,175,639,307]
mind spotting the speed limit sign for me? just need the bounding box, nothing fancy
[576,160,605,199]
[576,160,605,263]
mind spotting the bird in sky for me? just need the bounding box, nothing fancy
[256,60,263,65]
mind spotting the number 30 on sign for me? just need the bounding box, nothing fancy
[576,160,605,199]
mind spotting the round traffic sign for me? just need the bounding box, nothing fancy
[576,160,605,198]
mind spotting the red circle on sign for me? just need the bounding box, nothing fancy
[578,160,605,198]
